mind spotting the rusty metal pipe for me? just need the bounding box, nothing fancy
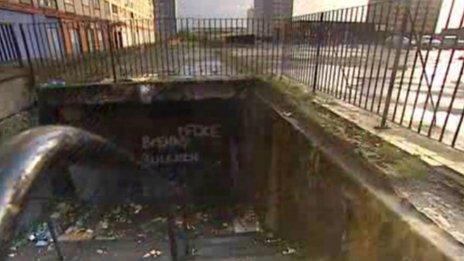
[0,126,136,257]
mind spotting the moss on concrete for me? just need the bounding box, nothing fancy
[242,98,450,260]
[261,78,431,181]
[0,109,38,144]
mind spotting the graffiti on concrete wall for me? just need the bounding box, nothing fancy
[141,124,222,169]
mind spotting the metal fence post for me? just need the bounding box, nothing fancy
[19,24,35,85]
[379,0,409,128]
[8,25,24,67]
[312,13,324,92]
[279,18,290,78]
[107,22,118,83]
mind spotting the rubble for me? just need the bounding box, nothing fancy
[27,234,36,242]
[98,220,109,230]
[58,227,94,242]
[143,249,163,259]
[11,201,302,259]
[233,208,261,234]
[282,247,297,255]
[8,247,17,258]
[130,203,143,215]
[283,112,293,117]
[24,223,52,248]
[35,240,48,247]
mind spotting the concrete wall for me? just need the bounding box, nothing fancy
[52,101,237,204]
[0,68,37,143]
[238,94,455,260]
[38,80,247,204]
[34,79,463,259]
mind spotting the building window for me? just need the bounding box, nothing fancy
[111,4,118,15]
[46,25,63,59]
[82,0,91,15]
[39,0,58,9]
[70,29,82,55]
[64,0,75,13]
[96,31,104,50]
[92,0,100,10]
[104,1,111,16]
[87,29,95,52]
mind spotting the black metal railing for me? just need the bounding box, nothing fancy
[287,0,464,151]
[2,0,464,150]
[18,18,286,84]
[0,22,23,67]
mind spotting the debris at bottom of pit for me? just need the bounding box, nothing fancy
[232,207,261,234]
[58,227,94,242]
[143,249,163,259]
[282,247,297,255]
[25,222,52,248]
[96,248,108,255]
[8,247,18,258]
[35,240,48,247]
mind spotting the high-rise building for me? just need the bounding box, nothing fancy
[367,0,443,35]
[0,0,153,23]
[0,0,154,58]
[246,7,255,34]
[154,0,176,38]
[254,0,293,20]
[253,0,293,37]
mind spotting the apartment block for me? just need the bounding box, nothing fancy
[154,0,176,38]
[254,0,293,19]
[246,7,255,34]
[0,0,155,61]
[253,0,293,37]
[0,0,153,22]
[367,0,443,35]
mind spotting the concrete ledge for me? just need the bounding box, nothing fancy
[0,68,36,143]
[254,80,464,260]
[0,109,37,144]
[38,77,256,106]
[312,92,464,185]
[0,68,34,120]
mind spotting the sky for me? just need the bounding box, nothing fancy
[176,0,369,18]
[176,0,463,32]
[176,0,253,18]
[293,0,368,16]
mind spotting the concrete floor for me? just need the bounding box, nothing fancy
[8,203,298,261]
[11,233,294,260]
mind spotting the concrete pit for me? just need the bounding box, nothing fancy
[4,78,464,260]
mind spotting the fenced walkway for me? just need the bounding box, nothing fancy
[1,0,463,150]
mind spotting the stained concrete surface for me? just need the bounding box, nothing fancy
[251,80,464,259]
[8,203,298,261]
[0,68,34,119]
[9,78,464,260]
[0,68,36,142]
[310,86,464,244]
